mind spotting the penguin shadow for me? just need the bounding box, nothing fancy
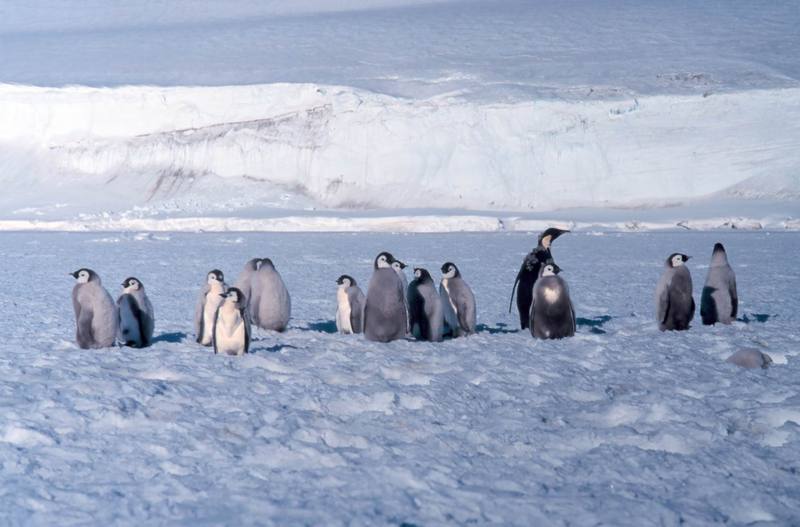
[576,315,613,335]
[302,320,339,334]
[476,322,519,335]
[738,313,773,324]
[250,343,300,354]
[152,331,189,344]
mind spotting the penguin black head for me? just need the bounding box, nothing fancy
[392,260,407,271]
[244,258,261,271]
[121,277,142,290]
[336,274,356,287]
[541,261,562,277]
[710,243,730,266]
[207,269,224,283]
[260,258,275,269]
[221,287,244,305]
[413,267,433,282]
[667,253,691,268]
[71,268,99,284]
[374,252,395,269]
[538,227,570,249]
[441,262,460,278]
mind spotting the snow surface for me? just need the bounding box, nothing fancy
[2,231,799,524]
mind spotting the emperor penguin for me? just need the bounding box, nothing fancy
[234,258,262,306]
[336,275,366,334]
[364,251,408,342]
[655,253,695,331]
[195,269,227,346]
[700,243,738,325]
[407,267,444,342]
[213,287,251,356]
[439,262,477,337]
[71,268,119,349]
[530,261,576,339]
[252,258,291,332]
[392,259,410,334]
[509,227,569,330]
[117,277,155,348]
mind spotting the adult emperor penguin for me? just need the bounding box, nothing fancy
[407,267,444,342]
[656,253,695,331]
[71,268,118,349]
[700,243,738,325]
[509,227,570,330]
[117,277,155,348]
[234,258,262,306]
[364,251,408,342]
[252,258,291,332]
[213,287,251,356]
[439,262,476,337]
[336,275,366,334]
[530,261,576,339]
[195,269,227,346]
[392,259,410,334]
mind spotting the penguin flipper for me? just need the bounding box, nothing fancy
[730,277,738,319]
[657,283,670,326]
[212,305,221,355]
[242,306,251,354]
[76,304,95,348]
[508,272,521,314]
[194,286,209,344]
[118,294,144,347]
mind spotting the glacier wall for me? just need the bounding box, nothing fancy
[1,83,798,213]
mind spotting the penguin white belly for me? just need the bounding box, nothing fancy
[202,295,224,345]
[215,307,246,356]
[336,288,353,334]
[118,297,142,346]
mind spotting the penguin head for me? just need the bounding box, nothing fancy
[668,253,691,267]
[541,261,562,277]
[221,287,244,305]
[260,258,275,269]
[374,252,395,269]
[336,274,356,287]
[392,260,407,273]
[121,277,142,292]
[710,243,729,266]
[441,262,460,279]
[244,258,261,271]
[207,269,225,284]
[538,227,570,249]
[71,268,98,284]
[413,267,432,282]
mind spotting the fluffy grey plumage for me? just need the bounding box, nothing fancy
[234,258,262,307]
[71,268,118,349]
[251,258,291,332]
[117,277,155,348]
[364,252,407,342]
[408,268,443,342]
[656,253,695,331]
[530,262,575,339]
[439,262,476,337]
[701,243,738,325]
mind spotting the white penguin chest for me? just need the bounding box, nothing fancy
[541,285,560,304]
[337,288,353,333]
[442,279,459,314]
[202,287,225,339]
[216,304,245,354]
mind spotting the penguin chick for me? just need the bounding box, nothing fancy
[195,269,227,346]
[364,251,407,342]
[213,287,251,356]
[251,258,291,332]
[408,267,444,342]
[530,261,576,339]
[700,243,738,325]
[655,253,695,331]
[71,268,118,349]
[439,262,477,337]
[117,277,155,348]
[336,274,366,334]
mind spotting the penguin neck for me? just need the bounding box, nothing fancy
[209,281,225,294]
[710,250,729,266]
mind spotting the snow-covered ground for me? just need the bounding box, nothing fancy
[2,231,799,524]
[0,0,798,228]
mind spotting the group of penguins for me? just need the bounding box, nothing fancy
[69,227,740,355]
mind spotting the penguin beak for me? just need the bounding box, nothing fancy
[686,256,692,261]
[219,293,227,298]
[69,271,79,278]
